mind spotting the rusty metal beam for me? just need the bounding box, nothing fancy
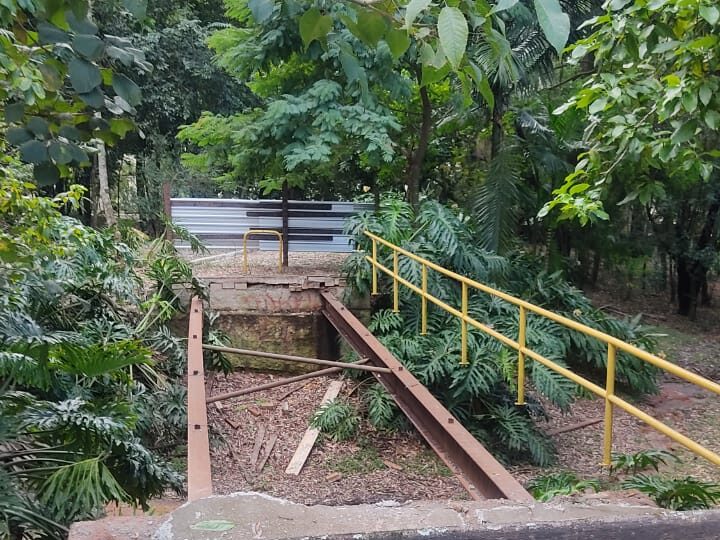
[320,290,533,502]
[206,359,370,404]
[202,344,391,374]
[187,297,213,501]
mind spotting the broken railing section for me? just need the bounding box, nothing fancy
[187,297,213,501]
[320,290,533,502]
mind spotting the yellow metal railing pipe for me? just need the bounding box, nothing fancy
[603,344,617,466]
[371,239,378,295]
[516,306,526,405]
[421,264,428,335]
[364,231,720,397]
[243,230,283,273]
[363,229,720,470]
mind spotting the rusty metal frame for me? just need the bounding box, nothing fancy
[187,297,213,501]
[320,290,532,502]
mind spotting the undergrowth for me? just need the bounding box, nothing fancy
[343,198,660,466]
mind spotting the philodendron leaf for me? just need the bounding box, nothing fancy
[299,7,333,49]
[4,102,24,123]
[34,163,61,186]
[69,58,102,93]
[190,520,235,531]
[534,0,570,55]
[437,6,468,69]
[37,22,69,44]
[112,74,142,106]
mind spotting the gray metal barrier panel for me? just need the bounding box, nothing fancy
[171,198,373,252]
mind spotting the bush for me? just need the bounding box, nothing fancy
[343,198,660,465]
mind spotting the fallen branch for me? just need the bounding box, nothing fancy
[546,418,603,436]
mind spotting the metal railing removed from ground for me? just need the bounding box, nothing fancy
[364,230,720,468]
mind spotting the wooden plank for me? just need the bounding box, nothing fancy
[285,380,343,475]
[187,297,213,501]
[256,433,278,472]
[250,425,266,467]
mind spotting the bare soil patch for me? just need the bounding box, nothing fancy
[206,370,466,504]
[189,250,349,278]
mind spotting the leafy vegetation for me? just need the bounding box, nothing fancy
[610,450,681,476]
[311,398,361,442]
[0,163,225,537]
[622,475,720,511]
[343,198,659,465]
[527,472,601,501]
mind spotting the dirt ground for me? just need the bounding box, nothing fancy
[506,282,720,489]
[188,250,349,277]
[206,371,466,505]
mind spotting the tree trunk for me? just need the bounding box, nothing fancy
[490,99,504,159]
[281,180,289,269]
[591,251,601,285]
[405,85,432,210]
[95,140,116,227]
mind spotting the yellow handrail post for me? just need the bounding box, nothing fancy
[516,306,526,405]
[421,264,428,335]
[371,239,378,295]
[603,343,617,467]
[461,282,468,366]
[243,230,283,273]
[392,250,399,313]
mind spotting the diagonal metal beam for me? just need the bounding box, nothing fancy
[320,290,533,502]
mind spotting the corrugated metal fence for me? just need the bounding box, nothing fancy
[171,198,373,252]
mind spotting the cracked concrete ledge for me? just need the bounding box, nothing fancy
[148,492,720,540]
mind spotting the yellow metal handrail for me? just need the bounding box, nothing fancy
[364,230,720,467]
[243,230,283,273]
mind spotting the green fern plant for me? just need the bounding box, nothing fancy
[610,450,681,475]
[527,472,601,502]
[622,475,720,510]
[311,399,360,442]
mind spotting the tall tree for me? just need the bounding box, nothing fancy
[544,0,720,318]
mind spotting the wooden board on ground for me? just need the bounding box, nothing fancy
[250,424,266,467]
[256,433,278,472]
[284,380,343,475]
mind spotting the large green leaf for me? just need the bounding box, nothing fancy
[20,140,48,164]
[4,102,24,123]
[7,127,33,145]
[491,0,519,13]
[353,10,387,47]
[66,11,98,34]
[69,58,102,94]
[73,35,105,60]
[27,117,50,137]
[112,74,142,106]
[122,0,147,18]
[404,0,431,29]
[78,88,105,109]
[33,163,61,186]
[670,120,697,145]
[437,7,468,69]
[248,0,275,23]
[385,27,411,60]
[37,22,69,44]
[49,141,75,165]
[533,0,570,55]
[299,7,333,50]
[699,5,719,26]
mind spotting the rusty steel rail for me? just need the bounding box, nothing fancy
[320,290,532,501]
[187,297,213,501]
[202,344,391,374]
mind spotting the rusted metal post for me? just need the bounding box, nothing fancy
[202,344,391,374]
[516,306,526,405]
[187,297,212,500]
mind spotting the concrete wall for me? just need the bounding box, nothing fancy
[205,275,368,371]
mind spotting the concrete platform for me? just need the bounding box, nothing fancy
[133,492,720,540]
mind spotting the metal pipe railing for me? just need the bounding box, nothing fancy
[243,229,283,272]
[365,230,720,468]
